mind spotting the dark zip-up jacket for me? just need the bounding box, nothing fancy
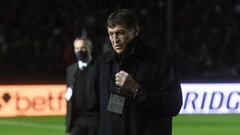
[87,38,182,135]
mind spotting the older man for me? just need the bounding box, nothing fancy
[87,9,182,135]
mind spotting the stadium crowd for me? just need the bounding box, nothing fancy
[173,0,240,81]
[0,0,239,83]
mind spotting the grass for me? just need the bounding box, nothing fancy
[0,114,239,135]
[0,116,65,135]
[173,114,240,135]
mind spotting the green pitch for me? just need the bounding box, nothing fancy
[0,116,65,135]
[0,114,239,135]
[173,114,240,135]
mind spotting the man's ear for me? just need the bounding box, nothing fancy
[134,27,139,37]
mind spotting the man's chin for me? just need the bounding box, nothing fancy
[116,50,124,54]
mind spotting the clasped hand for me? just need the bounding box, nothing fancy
[115,70,140,93]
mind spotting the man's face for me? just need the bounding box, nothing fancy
[108,25,137,54]
[74,40,87,53]
[74,39,90,61]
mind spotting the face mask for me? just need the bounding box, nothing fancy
[76,51,88,62]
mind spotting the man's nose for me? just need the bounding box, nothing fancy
[113,34,120,43]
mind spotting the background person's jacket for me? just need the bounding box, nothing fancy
[66,62,94,134]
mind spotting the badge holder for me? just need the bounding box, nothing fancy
[107,88,125,114]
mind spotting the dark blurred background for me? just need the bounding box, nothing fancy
[0,0,239,84]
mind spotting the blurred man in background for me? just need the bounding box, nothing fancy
[65,36,95,135]
[87,9,182,135]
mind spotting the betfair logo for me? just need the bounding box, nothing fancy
[0,93,11,109]
[0,85,66,117]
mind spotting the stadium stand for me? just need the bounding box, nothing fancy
[0,0,239,83]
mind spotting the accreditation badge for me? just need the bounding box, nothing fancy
[107,94,125,114]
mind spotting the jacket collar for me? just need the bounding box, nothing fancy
[105,37,140,63]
